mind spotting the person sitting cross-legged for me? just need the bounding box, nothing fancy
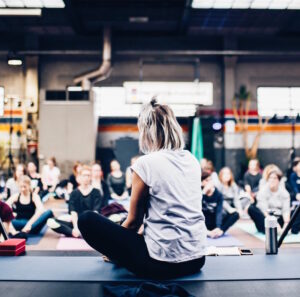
[77,99,206,279]
[202,171,239,238]
[47,165,104,238]
[247,168,300,234]
[6,176,53,235]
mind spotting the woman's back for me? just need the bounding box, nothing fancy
[132,149,206,263]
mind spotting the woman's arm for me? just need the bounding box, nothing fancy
[233,184,243,212]
[125,168,132,189]
[282,191,291,226]
[70,211,80,237]
[22,194,45,231]
[215,191,223,228]
[106,175,120,199]
[121,171,149,232]
[6,193,18,207]
[256,190,269,217]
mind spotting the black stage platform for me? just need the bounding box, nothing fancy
[0,250,299,297]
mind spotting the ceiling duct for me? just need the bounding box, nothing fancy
[74,27,111,90]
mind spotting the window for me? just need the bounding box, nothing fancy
[257,87,300,117]
[93,87,198,117]
[45,88,89,101]
[45,90,66,101]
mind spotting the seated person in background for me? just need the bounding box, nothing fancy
[289,158,300,202]
[125,156,139,195]
[107,160,129,203]
[47,165,104,238]
[0,200,14,240]
[41,157,60,196]
[91,163,110,205]
[202,171,239,238]
[259,164,286,191]
[203,160,220,187]
[243,158,262,201]
[27,162,44,197]
[68,162,82,192]
[0,200,27,240]
[1,164,26,200]
[217,167,244,217]
[6,176,53,235]
[200,158,208,171]
[247,169,296,234]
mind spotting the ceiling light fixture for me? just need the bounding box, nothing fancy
[7,52,22,66]
[129,17,149,23]
[0,0,65,8]
[0,8,41,15]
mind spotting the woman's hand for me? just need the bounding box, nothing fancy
[72,228,81,238]
[22,225,32,233]
[102,255,112,263]
[208,228,224,238]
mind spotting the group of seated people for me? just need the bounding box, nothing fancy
[0,156,139,240]
[1,154,300,241]
[201,157,300,238]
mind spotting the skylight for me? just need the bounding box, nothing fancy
[192,0,300,10]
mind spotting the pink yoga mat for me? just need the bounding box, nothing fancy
[56,237,94,251]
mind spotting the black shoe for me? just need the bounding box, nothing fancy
[9,232,28,241]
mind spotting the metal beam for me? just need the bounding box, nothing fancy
[1,49,300,57]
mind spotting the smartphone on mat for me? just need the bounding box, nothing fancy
[239,248,253,255]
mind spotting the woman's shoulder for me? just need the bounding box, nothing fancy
[278,186,290,198]
[6,177,15,185]
[91,187,101,195]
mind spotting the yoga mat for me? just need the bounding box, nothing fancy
[56,237,93,251]
[26,225,48,245]
[237,223,300,244]
[0,254,300,282]
[206,234,243,247]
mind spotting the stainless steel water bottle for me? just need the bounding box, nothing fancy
[265,212,278,255]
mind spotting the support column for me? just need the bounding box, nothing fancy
[223,56,238,175]
[24,56,39,163]
[24,56,39,114]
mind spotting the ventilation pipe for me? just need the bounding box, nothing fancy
[74,27,111,90]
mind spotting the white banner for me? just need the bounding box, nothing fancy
[124,81,213,105]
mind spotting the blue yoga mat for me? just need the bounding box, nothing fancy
[0,254,299,282]
[206,234,243,247]
[26,225,48,245]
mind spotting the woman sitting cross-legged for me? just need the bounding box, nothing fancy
[247,168,300,234]
[107,160,129,208]
[6,176,53,235]
[202,171,239,238]
[78,99,206,279]
[47,165,105,238]
[217,167,245,217]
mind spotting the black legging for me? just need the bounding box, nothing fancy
[204,210,239,233]
[78,211,205,279]
[49,219,74,237]
[248,204,300,234]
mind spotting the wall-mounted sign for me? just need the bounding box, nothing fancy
[124,81,213,106]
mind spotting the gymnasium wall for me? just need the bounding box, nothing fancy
[1,56,300,177]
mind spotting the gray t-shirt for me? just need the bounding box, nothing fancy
[257,186,290,217]
[131,149,206,263]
